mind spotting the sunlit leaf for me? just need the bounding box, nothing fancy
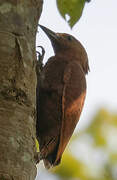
[57,0,89,28]
[36,139,39,152]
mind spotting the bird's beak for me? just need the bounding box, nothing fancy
[39,25,58,41]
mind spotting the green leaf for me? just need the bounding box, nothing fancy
[35,139,39,152]
[57,0,88,28]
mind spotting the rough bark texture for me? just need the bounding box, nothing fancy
[0,0,43,179]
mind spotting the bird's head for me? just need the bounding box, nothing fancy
[39,25,89,74]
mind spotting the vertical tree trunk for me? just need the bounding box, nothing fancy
[0,0,43,179]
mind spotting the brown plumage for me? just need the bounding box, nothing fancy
[36,25,89,168]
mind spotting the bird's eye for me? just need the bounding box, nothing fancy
[67,35,72,41]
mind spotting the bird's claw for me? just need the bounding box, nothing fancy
[36,46,45,63]
[36,46,45,76]
[35,152,43,164]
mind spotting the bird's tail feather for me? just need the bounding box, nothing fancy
[43,159,52,169]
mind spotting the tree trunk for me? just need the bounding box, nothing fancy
[0,0,43,179]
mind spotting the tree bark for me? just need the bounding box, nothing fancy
[0,0,43,179]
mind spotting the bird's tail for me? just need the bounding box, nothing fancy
[43,159,52,169]
[43,157,61,169]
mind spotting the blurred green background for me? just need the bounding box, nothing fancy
[51,108,117,180]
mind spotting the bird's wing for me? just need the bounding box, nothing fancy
[36,57,67,164]
[55,61,86,165]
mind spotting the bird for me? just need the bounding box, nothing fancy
[36,25,89,169]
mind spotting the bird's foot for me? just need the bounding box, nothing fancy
[35,152,43,164]
[36,46,45,76]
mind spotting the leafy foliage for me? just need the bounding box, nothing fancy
[56,0,91,28]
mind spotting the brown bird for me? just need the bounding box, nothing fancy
[36,25,89,169]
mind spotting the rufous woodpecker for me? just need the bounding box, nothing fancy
[36,25,89,169]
